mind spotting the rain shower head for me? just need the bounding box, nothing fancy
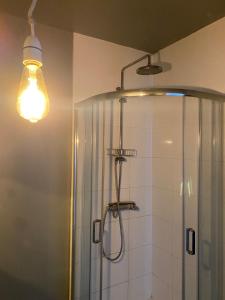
[136,63,163,75]
[120,53,163,89]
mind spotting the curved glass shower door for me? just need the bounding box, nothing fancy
[72,88,225,300]
[184,97,224,300]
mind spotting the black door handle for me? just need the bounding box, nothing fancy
[186,228,195,255]
[93,219,102,244]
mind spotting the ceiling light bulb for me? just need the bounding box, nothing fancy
[17,62,49,123]
[17,0,49,123]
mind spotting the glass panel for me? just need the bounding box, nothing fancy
[198,99,223,300]
[184,98,224,300]
[91,101,106,300]
[74,103,93,300]
[74,100,106,300]
[183,97,199,300]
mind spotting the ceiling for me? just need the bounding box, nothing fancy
[1,0,225,52]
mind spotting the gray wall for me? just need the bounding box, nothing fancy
[0,12,73,300]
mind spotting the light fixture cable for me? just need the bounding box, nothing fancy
[28,0,38,36]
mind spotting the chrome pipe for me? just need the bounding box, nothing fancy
[120,54,151,89]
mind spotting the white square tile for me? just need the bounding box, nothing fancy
[102,251,129,289]
[151,274,172,300]
[129,216,152,249]
[152,121,182,159]
[129,245,152,279]
[130,186,152,218]
[152,216,172,252]
[124,98,150,128]
[152,246,173,286]
[151,97,181,129]
[128,274,152,300]
[130,158,152,187]
[124,126,152,158]
[103,282,128,300]
[92,282,128,300]
[152,187,173,222]
[152,158,182,191]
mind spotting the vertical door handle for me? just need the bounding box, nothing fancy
[186,228,195,255]
[93,219,102,244]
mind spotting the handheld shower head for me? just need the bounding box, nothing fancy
[136,63,163,75]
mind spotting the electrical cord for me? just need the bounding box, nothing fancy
[28,0,38,36]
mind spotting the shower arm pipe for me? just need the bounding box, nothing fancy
[120,54,151,90]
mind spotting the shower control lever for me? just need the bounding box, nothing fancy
[108,201,138,212]
[93,219,102,244]
[186,228,195,255]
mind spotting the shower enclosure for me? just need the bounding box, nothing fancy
[71,87,225,300]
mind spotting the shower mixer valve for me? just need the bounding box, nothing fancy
[108,201,138,212]
[107,148,137,157]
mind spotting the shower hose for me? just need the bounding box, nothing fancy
[102,156,125,262]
